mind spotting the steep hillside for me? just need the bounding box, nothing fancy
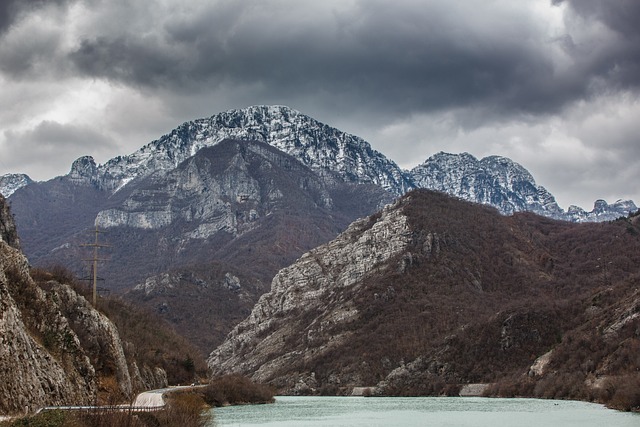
[208,190,640,409]
[0,195,203,415]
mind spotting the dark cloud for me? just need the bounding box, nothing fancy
[0,0,75,79]
[554,0,640,89]
[0,0,71,34]
[556,0,640,38]
[0,1,18,34]
[3,121,116,177]
[63,0,640,125]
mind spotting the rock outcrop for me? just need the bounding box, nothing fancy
[0,195,167,415]
[0,199,96,413]
[208,198,413,390]
[0,194,19,249]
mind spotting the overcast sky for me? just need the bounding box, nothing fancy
[0,0,638,209]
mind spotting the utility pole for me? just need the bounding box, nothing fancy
[81,225,109,306]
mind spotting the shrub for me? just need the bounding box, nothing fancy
[157,394,210,427]
[6,411,68,427]
[203,374,275,406]
[602,375,640,412]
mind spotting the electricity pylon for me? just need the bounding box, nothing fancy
[81,225,109,306]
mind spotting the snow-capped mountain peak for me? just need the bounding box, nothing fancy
[95,105,412,195]
[410,152,563,217]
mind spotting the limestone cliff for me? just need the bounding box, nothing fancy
[0,230,97,414]
[0,195,167,415]
[0,194,19,249]
[208,198,413,391]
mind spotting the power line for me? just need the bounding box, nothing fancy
[81,225,109,306]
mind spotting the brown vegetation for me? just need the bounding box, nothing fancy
[202,374,275,407]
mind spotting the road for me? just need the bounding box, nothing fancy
[28,385,198,416]
[131,385,193,408]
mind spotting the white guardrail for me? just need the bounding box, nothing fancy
[35,404,165,414]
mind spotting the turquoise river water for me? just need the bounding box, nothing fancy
[208,395,639,427]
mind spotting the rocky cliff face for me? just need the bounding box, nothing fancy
[208,190,640,397]
[0,194,19,249]
[0,196,167,415]
[0,207,96,413]
[95,139,337,234]
[208,199,413,390]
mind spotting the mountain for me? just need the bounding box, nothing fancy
[71,105,413,196]
[566,199,639,222]
[208,189,640,410]
[409,152,636,221]
[410,152,563,217]
[3,106,637,355]
[0,173,33,197]
[9,138,392,354]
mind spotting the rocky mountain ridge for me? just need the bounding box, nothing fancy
[2,106,635,221]
[66,105,413,196]
[410,151,636,222]
[410,152,562,217]
[208,199,413,388]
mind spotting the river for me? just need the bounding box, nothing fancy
[208,396,639,426]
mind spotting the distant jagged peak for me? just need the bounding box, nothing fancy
[410,151,562,217]
[479,155,536,184]
[412,151,539,189]
[565,198,638,222]
[69,155,97,177]
[0,173,34,197]
[411,151,637,222]
[415,151,535,182]
[428,151,477,162]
